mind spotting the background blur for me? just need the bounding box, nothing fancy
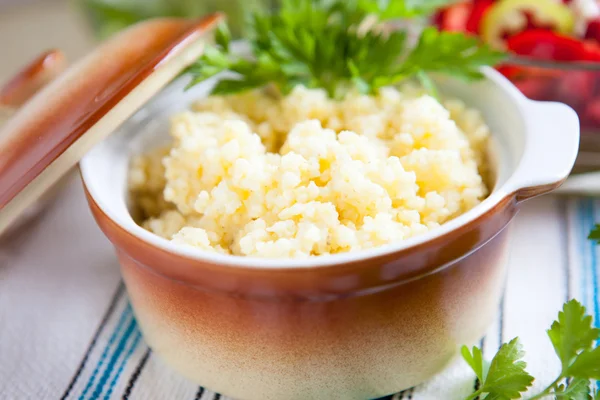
[1,0,599,173]
[0,0,93,80]
[0,0,270,82]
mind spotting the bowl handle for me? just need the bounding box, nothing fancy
[510,100,580,202]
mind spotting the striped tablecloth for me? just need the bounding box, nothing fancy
[0,174,598,400]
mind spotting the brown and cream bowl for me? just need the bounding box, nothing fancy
[79,67,578,399]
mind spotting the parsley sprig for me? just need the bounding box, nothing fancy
[461,300,600,400]
[588,224,600,243]
[356,0,458,19]
[186,0,505,98]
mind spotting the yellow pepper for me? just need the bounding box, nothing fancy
[481,0,575,49]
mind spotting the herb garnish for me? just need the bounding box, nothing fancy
[462,299,600,400]
[588,224,600,243]
[186,0,505,98]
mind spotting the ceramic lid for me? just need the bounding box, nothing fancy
[0,14,222,235]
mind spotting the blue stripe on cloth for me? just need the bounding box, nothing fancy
[90,315,138,399]
[591,200,600,392]
[582,199,599,330]
[580,198,600,391]
[104,329,142,400]
[78,304,133,400]
[578,199,589,312]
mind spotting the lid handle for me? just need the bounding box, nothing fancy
[0,49,67,109]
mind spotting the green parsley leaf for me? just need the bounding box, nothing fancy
[554,378,592,400]
[402,27,505,80]
[567,347,600,380]
[461,300,600,400]
[215,22,231,52]
[357,0,457,19]
[462,338,534,400]
[483,338,535,399]
[186,0,505,98]
[588,224,600,243]
[547,300,600,371]
[461,345,485,383]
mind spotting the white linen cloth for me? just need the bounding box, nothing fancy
[0,175,598,400]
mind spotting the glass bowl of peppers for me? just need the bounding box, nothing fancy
[434,0,600,174]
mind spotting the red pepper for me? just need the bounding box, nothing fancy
[433,1,471,32]
[507,30,588,61]
[583,99,600,129]
[585,19,600,43]
[497,64,563,81]
[466,0,494,34]
[512,77,554,100]
[582,40,600,61]
[497,65,524,79]
[481,0,575,49]
[553,70,596,110]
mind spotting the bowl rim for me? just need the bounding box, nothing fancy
[81,67,530,269]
